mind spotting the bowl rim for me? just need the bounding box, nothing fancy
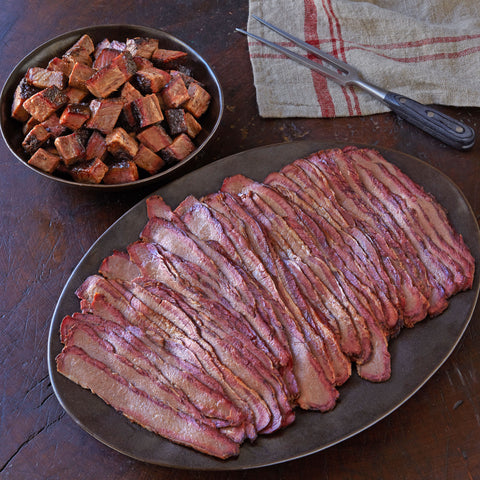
[0,23,224,190]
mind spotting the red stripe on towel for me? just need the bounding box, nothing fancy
[304,0,336,116]
[354,33,480,51]
[321,0,362,115]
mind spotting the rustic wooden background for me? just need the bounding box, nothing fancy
[0,2,479,479]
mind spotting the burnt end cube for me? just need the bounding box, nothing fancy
[68,62,95,90]
[86,51,136,98]
[185,112,202,138]
[86,64,127,98]
[85,131,107,160]
[133,56,153,71]
[105,127,138,159]
[126,37,159,59]
[70,157,109,184]
[93,48,122,70]
[161,75,190,108]
[64,46,93,67]
[136,124,172,152]
[111,51,137,80]
[131,94,163,128]
[133,144,165,174]
[64,86,89,104]
[151,48,187,67]
[103,160,139,184]
[184,82,211,118]
[59,103,91,130]
[11,78,40,122]
[54,131,86,166]
[27,147,61,173]
[64,35,95,67]
[25,67,66,90]
[135,67,171,94]
[22,124,50,154]
[67,34,95,56]
[41,113,67,138]
[86,98,123,134]
[47,57,74,76]
[165,108,188,135]
[121,82,142,103]
[23,86,68,122]
[161,133,195,162]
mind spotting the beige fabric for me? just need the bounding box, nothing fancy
[247,0,480,118]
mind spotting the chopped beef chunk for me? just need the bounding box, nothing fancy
[27,147,60,173]
[25,67,66,90]
[22,124,50,154]
[68,62,94,90]
[23,85,68,122]
[54,131,86,166]
[69,158,109,184]
[59,103,91,130]
[133,144,165,174]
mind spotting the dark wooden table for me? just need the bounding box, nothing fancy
[1,2,479,479]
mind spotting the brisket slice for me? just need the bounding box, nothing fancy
[135,256,292,433]
[264,171,404,335]
[141,215,294,384]
[346,146,474,290]
[61,316,221,427]
[287,155,433,322]
[126,241,289,434]
[56,345,240,459]
[308,149,450,317]
[76,274,255,440]
[169,197,297,395]
[203,191,340,410]
[62,311,245,432]
[99,250,141,282]
[221,181,390,382]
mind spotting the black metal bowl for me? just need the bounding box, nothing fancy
[0,24,223,190]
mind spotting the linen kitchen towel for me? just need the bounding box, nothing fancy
[247,0,480,117]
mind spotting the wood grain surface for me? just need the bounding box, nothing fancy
[0,2,479,479]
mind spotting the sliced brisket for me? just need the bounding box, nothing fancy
[56,345,240,459]
[204,191,340,410]
[57,145,474,458]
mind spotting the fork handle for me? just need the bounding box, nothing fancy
[382,92,475,150]
[354,80,475,150]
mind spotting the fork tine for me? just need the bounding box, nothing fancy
[251,14,351,75]
[236,27,351,85]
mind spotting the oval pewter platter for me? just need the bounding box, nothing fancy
[47,141,480,470]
